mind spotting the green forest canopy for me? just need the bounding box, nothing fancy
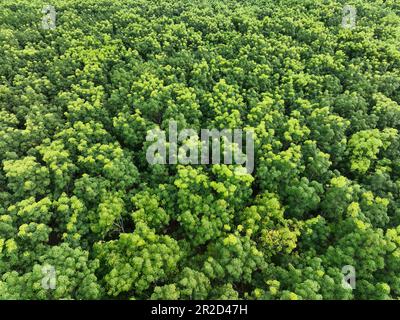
[1,0,400,299]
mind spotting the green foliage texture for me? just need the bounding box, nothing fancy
[1,0,400,300]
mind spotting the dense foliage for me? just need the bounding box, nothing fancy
[1,0,400,300]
